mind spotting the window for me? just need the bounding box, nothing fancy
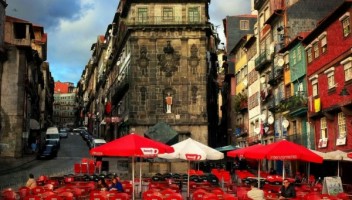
[312,81,318,97]
[342,16,351,37]
[327,72,335,89]
[240,20,249,30]
[188,7,199,23]
[321,35,327,53]
[306,47,312,63]
[137,8,148,23]
[297,47,302,62]
[341,57,352,81]
[313,42,319,59]
[320,117,327,139]
[337,112,346,138]
[292,50,297,65]
[163,7,173,21]
[324,68,335,90]
[259,14,264,27]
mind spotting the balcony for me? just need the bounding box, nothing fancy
[255,50,272,72]
[268,67,283,86]
[277,93,308,114]
[111,75,129,104]
[126,16,203,27]
[260,88,272,102]
[248,135,260,145]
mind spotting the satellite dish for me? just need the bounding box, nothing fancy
[282,119,289,128]
[260,114,267,121]
[277,58,285,67]
[268,116,274,124]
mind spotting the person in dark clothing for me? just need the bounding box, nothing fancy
[279,179,296,199]
[269,167,277,175]
[109,176,124,192]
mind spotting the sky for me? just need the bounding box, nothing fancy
[6,0,251,84]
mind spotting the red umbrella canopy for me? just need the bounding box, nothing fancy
[90,133,174,157]
[245,140,323,163]
[227,144,265,159]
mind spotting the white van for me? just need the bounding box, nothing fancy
[46,127,60,148]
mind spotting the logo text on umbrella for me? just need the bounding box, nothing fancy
[141,148,159,156]
[185,154,202,160]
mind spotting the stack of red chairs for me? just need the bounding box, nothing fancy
[1,189,17,200]
[18,186,31,199]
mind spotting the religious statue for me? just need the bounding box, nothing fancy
[165,93,173,113]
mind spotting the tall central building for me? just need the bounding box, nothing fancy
[79,0,220,146]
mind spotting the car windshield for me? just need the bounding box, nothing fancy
[46,134,59,139]
[44,145,53,151]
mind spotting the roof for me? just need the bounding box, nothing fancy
[144,122,178,145]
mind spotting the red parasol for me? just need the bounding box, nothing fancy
[90,133,174,157]
[227,144,264,159]
[245,139,323,163]
[89,133,174,200]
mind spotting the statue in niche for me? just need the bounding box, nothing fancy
[188,44,200,74]
[157,41,180,77]
[137,46,149,76]
[165,92,173,113]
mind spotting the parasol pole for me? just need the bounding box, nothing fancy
[282,160,285,182]
[187,160,190,199]
[139,158,142,198]
[338,160,340,177]
[132,156,135,200]
[257,160,261,188]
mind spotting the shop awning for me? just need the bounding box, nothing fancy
[215,145,238,152]
[30,119,40,130]
[144,122,178,145]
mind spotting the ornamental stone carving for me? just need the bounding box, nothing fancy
[157,41,180,77]
[189,44,200,68]
[137,46,150,76]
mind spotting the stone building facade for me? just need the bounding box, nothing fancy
[78,0,220,146]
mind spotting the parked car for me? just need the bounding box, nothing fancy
[59,128,69,138]
[73,126,87,132]
[89,138,106,149]
[37,144,58,159]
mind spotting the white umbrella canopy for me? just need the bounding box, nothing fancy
[158,138,224,198]
[158,138,224,160]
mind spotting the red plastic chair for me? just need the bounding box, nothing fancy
[95,161,102,174]
[74,163,81,174]
[164,193,183,200]
[223,194,238,200]
[40,191,56,199]
[143,190,156,199]
[89,195,105,200]
[192,189,207,200]
[81,164,88,174]
[1,190,17,200]
[18,186,31,199]
[161,188,175,198]
[59,191,75,200]
[46,179,60,189]
[23,194,41,200]
[123,186,133,196]
[108,193,129,200]
[31,186,45,195]
[145,194,163,200]
[203,193,220,200]
[44,194,64,200]
[88,163,95,175]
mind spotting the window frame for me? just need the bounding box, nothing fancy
[188,7,200,23]
[320,117,327,139]
[341,57,352,82]
[306,46,313,63]
[337,112,346,139]
[240,20,250,30]
[137,7,148,24]
[313,41,319,59]
[162,7,174,21]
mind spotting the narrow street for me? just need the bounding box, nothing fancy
[0,133,90,189]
